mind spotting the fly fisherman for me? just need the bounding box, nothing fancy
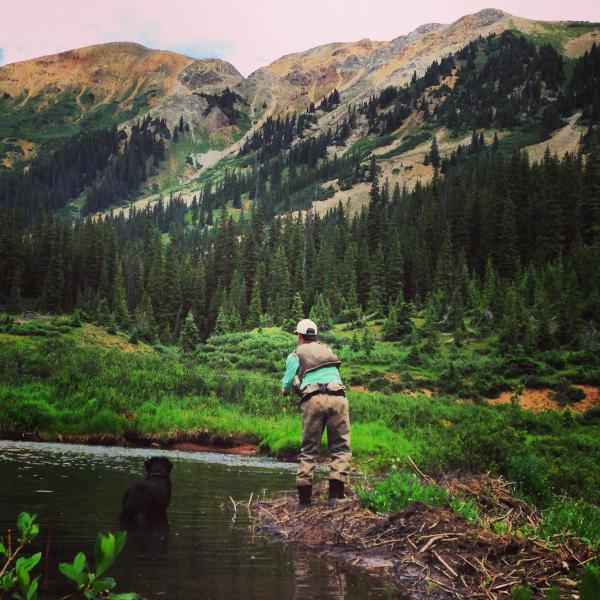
[281,319,351,507]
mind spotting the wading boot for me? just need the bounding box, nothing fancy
[297,485,312,507]
[328,479,345,506]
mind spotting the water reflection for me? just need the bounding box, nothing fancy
[293,550,351,600]
[0,441,393,600]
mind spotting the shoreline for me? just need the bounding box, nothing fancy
[0,430,265,457]
[251,481,596,599]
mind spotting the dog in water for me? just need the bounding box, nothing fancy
[119,457,173,531]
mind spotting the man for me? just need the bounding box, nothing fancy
[281,318,351,506]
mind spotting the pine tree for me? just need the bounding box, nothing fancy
[269,246,292,324]
[180,311,201,353]
[350,330,361,352]
[134,294,157,342]
[434,234,453,298]
[362,328,375,359]
[96,297,111,327]
[289,292,304,327]
[113,262,130,327]
[41,220,64,313]
[247,282,262,329]
[214,307,229,335]
[581,137,600,243]
[310,293,333,332]
[429,136,440,168]
[382,297,413,340]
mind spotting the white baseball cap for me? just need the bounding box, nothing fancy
[295,319,318,336]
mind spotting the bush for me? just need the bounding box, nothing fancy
[506,454,551,505]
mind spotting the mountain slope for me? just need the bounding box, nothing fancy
[1,8,599,215]
[236,9,599,120]
[0,42,243,165]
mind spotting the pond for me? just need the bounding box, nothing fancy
[0,441,394,599]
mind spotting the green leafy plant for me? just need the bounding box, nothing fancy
[357,471,449,513]
[510,564,600,600]
[450,497,481,523]
[59,531,136,600]
[0,512,41,600]
[0,513,137,600]
[580,563,600,600]
[511,584,534,600]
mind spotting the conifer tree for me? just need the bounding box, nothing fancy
[247,282,262,329]
[269,246,292,324]
[214,307,229,335]
[362,328,375,359]
[134,294,157,342]
[310,293,333,332]
[180,311,201,353]
[382,297,413,340]
[429,136,440,168]
[96,297,110,327]
[113,262,130,327]
[290,292,304,326]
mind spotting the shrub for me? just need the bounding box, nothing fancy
[506,454,551,505]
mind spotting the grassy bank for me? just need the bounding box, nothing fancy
[1,318,600,510]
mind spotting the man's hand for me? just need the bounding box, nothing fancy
[282,389,290,397]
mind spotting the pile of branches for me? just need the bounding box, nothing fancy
[250,480,597,599]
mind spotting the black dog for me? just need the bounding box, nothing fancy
[119,457,173,531]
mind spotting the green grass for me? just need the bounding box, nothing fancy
[378,130,433,159]
[357,470,482,522]
[498,122,552,154]
[537,498,600,546]
[0,85,155,163]
[524,22,600,52]
[345,134,395,159]
[1,321,600,510]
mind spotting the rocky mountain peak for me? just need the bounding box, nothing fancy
[471,8,509,26]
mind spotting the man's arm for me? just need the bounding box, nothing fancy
[281,353,299,396]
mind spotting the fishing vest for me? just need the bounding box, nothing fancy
[294,342,341,387]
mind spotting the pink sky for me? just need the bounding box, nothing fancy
[2,0,600,75]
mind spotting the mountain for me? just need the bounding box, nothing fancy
[237,9,597,119]
[0,42,242,166]
[0,8,599,216]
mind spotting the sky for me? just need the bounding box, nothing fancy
[1,0,600,76]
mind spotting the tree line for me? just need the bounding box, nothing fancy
[1,137,598,354]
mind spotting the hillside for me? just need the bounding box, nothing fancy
[2,9,599,195]
[0,42,243,166]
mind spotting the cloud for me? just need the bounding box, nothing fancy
[0,0,599,75]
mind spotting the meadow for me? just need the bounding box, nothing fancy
[1,315,600,541]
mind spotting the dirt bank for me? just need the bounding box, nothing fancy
[0,430,260,456]
[251,478,595,599]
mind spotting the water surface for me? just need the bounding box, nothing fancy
[0,441,393,599]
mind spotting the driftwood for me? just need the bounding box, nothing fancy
[250,476,597,599]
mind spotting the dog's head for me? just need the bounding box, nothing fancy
[144,457,173,478]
